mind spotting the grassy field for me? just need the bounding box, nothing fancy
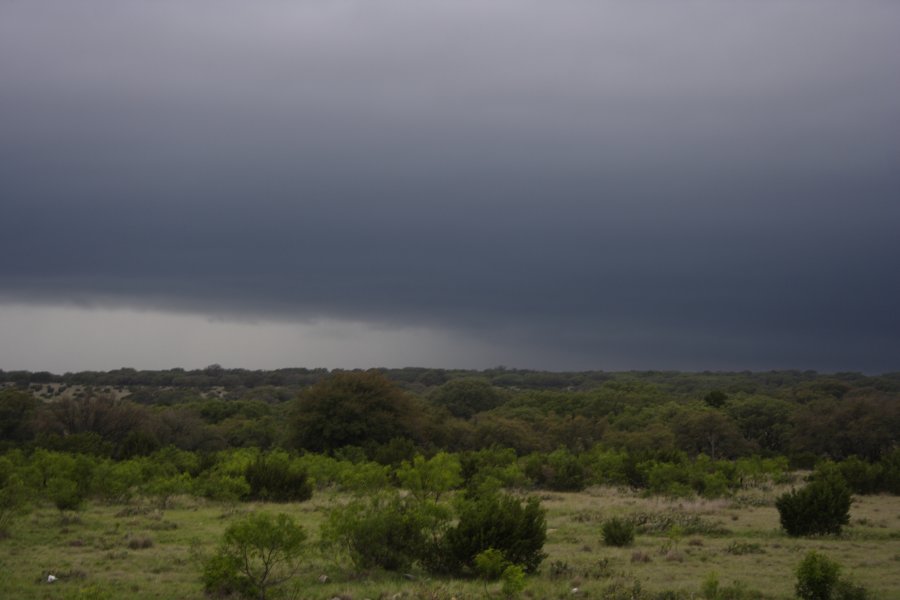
[2,485,898,599]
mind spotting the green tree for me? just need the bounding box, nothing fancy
[703,390,728,409]
[142,472,192,510]
[243,452,312,503]
[672,408,747,459]
[34,393,152,457]
[791,397,900,461]
[0,389,38,445]
[291,371,423,454]
[429,378,504,419]
[0,456,28,537]
[397,452,463,502]
[203,512,306,600]
[92,459,143,504]
[726,395,793,454]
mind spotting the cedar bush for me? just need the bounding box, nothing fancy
[602,517,636,547]
[439,492,547,574]
[243,453,312,503]
[795,551,841,600]
[776,473,851,536]
[323,493,437,571]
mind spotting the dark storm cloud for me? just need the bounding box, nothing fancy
[2,0,900,371]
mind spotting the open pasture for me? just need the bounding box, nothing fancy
[2,486,898,599]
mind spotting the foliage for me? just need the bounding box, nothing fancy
[726,396,793,455]
[672,408,747,460]
[500,564,527,598]
[397,452,463,502]
[474,547,509,580]
[602,517,636,547]
[0,390,38,446]
[473,549,527,598]
[795,551,842,600]
[243,452,312,502]
[459,446,527,495]
[292,371,425,454]
[34,393,158,458]
[795,550,871,599]
[203,512,306,600]
[92,459,142,504]
[47,476,84,512]
[523,448,587,491]
[825,457,883,495]
[776,473,851,536]
[202,550,256,598]
[322,492,441,571]
[790,397,900,462]
[429,378,504,419]
[833,580,871,600]
[703,390,728,409]
[0,457,28,536]
[142,472,192,510]
[583,447,630,486]
[194,471,251,508]
[439,492,547,574]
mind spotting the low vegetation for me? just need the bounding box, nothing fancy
[1,367,899,598]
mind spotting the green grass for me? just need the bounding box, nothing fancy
[2,486,899,599]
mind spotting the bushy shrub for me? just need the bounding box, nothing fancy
[828,458,882,495]
[142,472,192,510]
[397,452,463,502]
[459,446,527,495]
[879,446,900,494]
[323,492,440,571]
[48,477,84,512]
[0,457,28,537]
[203,512,306,600]
[794,551,870,599]
[202,550,256,598]
[776,474,851,536]
[602,517,636,547]
[92,459,142,504]
[796,551,841,600]
[501,564,527,598]
[524,449,587,492]
[244,453,312,502]
[439,492,547,574]
[474,548,509,580]
[194,472,251,508]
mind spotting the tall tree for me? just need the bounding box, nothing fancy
[291,371,423,454]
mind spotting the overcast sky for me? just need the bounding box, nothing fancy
[2,0,899,374]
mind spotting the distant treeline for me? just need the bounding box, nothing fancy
[1,368,898,469]
[4,365,900,395]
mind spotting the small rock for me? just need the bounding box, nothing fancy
[318,574,329,584]
[47,575,57,583]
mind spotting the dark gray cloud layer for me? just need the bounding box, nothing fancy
[2,0,899,371]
